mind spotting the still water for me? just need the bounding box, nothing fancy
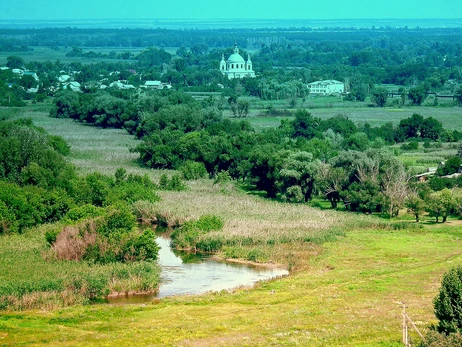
[108,236,288,304]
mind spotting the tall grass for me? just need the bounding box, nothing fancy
[0,224,160,310]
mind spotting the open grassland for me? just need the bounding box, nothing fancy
[2,106,462,345]
[242,104,462,131]
[0,46,144,65]
[395,142,459,169]
[1,224,461,346]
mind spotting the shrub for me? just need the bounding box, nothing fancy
[194,215,224,232]
[45,228,61,245]
[157,173,187,191]
[50,204,158,264]
[247,248,266,262]
[170,215,224,251]
[401,141,419,151]
[98,204,137,236]
[0,200,19,234]
[418,330,462,347]
[47,135,70,156]
[65,204,105,222]
[122,229,159,262]
[180,161,207,180]
[282,185,304,203]
[196,237,223,252]
[428,177,456,191]
[213,170,232,185]
[169,174,187,191]
[108,182,159,204]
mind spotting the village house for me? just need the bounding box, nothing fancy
[58,75,71,83]
[142,81,172,89]
[109,81,136,89]
[63,81,82,92]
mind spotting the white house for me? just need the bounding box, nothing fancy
[143,80,163,89]
[220,44,255,80]
[58,75,71,83]
[63,81,82,92]
[109,81,136,89]
[142,81,172,90]
[308,80,345,95]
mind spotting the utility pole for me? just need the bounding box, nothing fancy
[402,303,409,347]
[400,302,424,347]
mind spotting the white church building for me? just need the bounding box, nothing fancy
[220,44,255,80]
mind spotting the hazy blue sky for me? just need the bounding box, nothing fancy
[1,0,461,20]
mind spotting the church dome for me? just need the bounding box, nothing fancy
[227,52,245,64]
[220,43,256,80]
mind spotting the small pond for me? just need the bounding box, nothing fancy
[108,236,288,304]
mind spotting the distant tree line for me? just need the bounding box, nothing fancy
[2,27,462,96]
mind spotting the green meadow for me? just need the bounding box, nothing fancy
[0,46,145,65]
[1,105,462,345]
[238,100,462,131]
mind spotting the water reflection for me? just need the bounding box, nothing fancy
[108,236,288,304]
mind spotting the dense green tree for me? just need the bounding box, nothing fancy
[341,132,370,151]
[6,55,25,69]
[291,109,321,139]
[248,146,286,198]
[350,83,368,102]
[50,91,80,119]
[425,189,457,223]
[421,117,443,140]
[455,87,462,106]
[136,47,172,67]
[190,42,209,56]
[371,87,389,107]
[19,74,37,89]
[406,194,426,222]
[437,156,462,176]
[237,100,250,117]
[434,266,462,334]
[408,85,427,105]
[397,113,424,139]
[319,115,357,137]
[316,164,348,208]
[342,180,384,213]
[276,151,319,203]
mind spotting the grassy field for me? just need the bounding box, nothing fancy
[1,106,462,345]
[238,103,462,131]
[1,224,461,346]
[0,46,146,65]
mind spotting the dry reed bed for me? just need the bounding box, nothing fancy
[156,181,375,244]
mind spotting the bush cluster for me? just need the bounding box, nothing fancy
[50,205,159,264]
[170,215,224,252]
